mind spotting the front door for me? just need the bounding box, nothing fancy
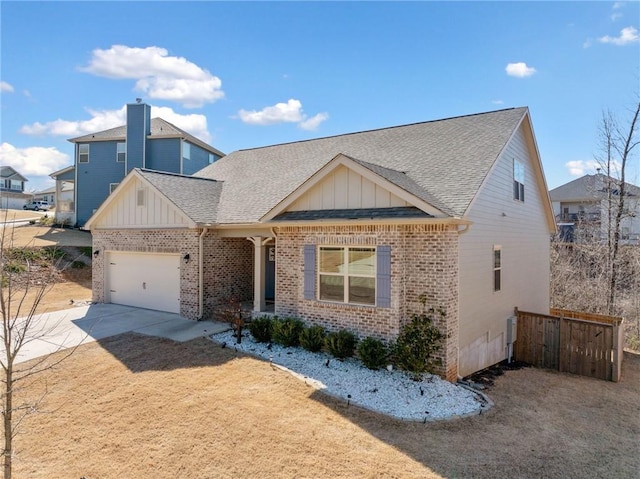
[265,246,276,301]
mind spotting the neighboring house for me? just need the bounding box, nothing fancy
[0,166,31,209]
[86,107,556,380]
[549,173,640,244]
[33,181,74,206]
[58,101,225,227]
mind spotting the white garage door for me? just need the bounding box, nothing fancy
[106,251,180,314]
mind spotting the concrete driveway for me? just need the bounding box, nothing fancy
[14,303,230,364]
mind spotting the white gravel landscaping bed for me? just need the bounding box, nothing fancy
[211,330,490,421]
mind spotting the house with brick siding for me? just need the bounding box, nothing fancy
[86,107,556,380]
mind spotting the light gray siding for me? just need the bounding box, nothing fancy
[458,123,551,376]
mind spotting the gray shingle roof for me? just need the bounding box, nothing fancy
[194,107,528,223]
[549,174,640,202]
[137,169,222,224]
[0,166,28,182]
[273,206,432,221]
[68,118,224,157]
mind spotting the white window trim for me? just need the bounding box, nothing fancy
[117,142,126,163]
[318,246,376,305]
[513,158,525,202]
[79,144,90,164]
[109,183,119,194]
[493,245,502,293]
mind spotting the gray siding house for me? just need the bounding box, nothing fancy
[87,107,556,380]
[550,173,640,244]
[55,101,225,227]
[0,166,31,209]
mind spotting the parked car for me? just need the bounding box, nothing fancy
[23,201,51,211]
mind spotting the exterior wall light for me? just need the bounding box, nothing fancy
[93,250,100,257]
[183,253,190,264]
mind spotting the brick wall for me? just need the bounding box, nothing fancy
[274,223,460,381]
[92,229,253,320]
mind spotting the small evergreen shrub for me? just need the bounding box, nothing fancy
[391,306,445,379]
[248,316,273,343]
[325,329,358,359]
[299,325,326,352]
[357,337,388,370]
[272,317,305,347]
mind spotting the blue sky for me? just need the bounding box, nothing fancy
[1,1,639,193]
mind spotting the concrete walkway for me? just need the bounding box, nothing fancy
[13,303,230,364]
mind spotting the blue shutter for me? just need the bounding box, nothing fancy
[303,245,316,300]
[377,246,391,308]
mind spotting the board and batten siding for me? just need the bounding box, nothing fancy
[288,165,409,211]
[90,176,191,229]
[458,123,551,377]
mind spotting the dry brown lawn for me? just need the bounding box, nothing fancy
[4,224,92,248]
[11,333,640,479]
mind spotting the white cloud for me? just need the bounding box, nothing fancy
[299,112,329,131]
[19,104,211,143]
[238,99,328,130]
[491,100,504,105]
[1,81,14,93]
[565,160,618,177]
[80,45,224,108]
[505,62,537,78]
[598,26,639,45]
[0,143,70,177]
[238,99,304,125]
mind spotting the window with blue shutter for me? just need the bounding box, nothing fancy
[303,245,316,300]
[376,245,391,307]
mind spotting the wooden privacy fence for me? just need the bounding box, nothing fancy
[514,308,624,382]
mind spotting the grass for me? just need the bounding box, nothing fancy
[11,334,640,478]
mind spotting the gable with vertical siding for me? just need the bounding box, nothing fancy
[289,165,410,211]
[90,176,192,229]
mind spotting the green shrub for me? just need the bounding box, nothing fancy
[3,262,25,274]
[272,317,305,347]
[249,316,273,343]
[325,329,358,359]
[357,337,388,370]
[391,307,445,379]
[299,325,326,352]
[71,260,86,269]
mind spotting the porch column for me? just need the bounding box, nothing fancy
[54,179,62,221]
[247,237,275,313]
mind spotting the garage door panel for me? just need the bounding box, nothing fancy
[107,252,180,314]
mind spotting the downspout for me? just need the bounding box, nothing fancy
[456,221,471,381]
[198,227,208,319]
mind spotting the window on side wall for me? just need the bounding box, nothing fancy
[117,142,126,163]
[109,183,119,194]
[513,158,525,201]
[183,142,191,161]
[78,144,90,163]
[493,245,502,292]
[208,153,216,164]
[318,246,376,305]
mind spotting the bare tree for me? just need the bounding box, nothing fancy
[551,100,640,347]
[605,101,640,313]
[0,218,78,479]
